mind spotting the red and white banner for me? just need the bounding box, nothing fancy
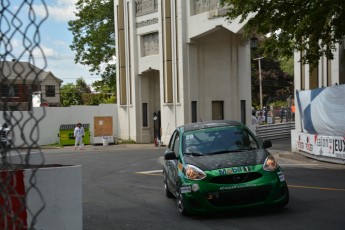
[297,133,345,160]
[0,170,27,229]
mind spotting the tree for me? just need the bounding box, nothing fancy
[60,83,83,106]
[92,64,116,95]
[76,78,91,94]
[82,92,116,105]
[221,0,345,67]
[60,78,116,106]
[251,56,294,109]
[68,0,116,83]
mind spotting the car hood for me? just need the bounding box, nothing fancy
[183,149,269,171]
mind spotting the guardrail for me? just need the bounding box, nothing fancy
[256,122,295,140]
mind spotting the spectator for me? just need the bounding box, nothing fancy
[252,111,259,126]
[258,112,266,125]
[280,108,286,123]
[250,111,259,134]
[74,122,85,150]
[291,104,296,121]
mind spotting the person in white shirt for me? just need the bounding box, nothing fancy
[74,122,85,150]
[251,111,259,134]
[258,111,266,125]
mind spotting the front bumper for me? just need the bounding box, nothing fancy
[179,168,288,213]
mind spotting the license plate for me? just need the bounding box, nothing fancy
[180,186,191,193]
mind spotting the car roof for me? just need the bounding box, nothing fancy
[179,120,242,132]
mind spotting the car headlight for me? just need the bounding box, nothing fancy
[185,164,206,180]
[263,154,278,171]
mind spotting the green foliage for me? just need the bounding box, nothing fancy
[221,0,345,67]
[60,83,83,106]
[278,56,294,76]
[81,93,116,105]
[60,78,116,106]
[76,78,91,94]
[101,94,116,104]
[92,64,116,100]
[68,0,116,85]
[251,56,294,107]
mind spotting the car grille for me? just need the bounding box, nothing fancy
[206,185,272,207]
[209,172,262,184]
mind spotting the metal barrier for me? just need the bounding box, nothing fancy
[256,122,295,140]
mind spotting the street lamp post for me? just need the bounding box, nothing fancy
[253,57,263,110]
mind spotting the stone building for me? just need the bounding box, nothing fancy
[114,0,252,143]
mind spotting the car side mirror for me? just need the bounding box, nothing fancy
[164,150,178,160]
[262,140,272,149]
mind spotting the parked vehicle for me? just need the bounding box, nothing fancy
[163,120,289,215]
[0,123,14,149]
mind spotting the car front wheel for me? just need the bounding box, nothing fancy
[163,171,174,199]
[176,188,189,216]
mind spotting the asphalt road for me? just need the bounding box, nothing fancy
[40,138,345,230]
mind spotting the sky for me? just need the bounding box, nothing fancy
[5,0,103,86]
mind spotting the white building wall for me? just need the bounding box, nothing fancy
[0,104,118,146]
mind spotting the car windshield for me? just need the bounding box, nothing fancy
[182,125,259,156]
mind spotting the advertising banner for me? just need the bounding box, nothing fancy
[296,84,345,136]
[297,133,345,160]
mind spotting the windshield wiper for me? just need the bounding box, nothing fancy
[184,152,204,156]
[208,149,248,155]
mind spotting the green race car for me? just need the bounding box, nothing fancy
[163,120,289,215]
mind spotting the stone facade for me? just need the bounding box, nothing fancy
[114,0,251,143]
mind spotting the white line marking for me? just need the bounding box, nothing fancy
[136,170,163,174]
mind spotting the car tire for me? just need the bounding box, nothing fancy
[163,171,174,199]
[176,188,189,216]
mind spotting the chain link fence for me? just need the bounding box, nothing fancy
[1,1,48,229]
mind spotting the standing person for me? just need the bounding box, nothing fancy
[251,111,259,134]
[291,104,296,121]
[74,122,85,150]
[280,108,286,123]
[258,111,266,125]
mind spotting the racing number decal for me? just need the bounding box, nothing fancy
[185,134,194,140]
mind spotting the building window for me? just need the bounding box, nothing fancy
[240,100,246,124]
[142,103,148,127]
[1,84,19,97]
[135,0,158,16]
[191,101,197,123]
[212,101,224,120]
[142,32,159,56]
[46,85,55,97]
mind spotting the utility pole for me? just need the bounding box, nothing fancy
[253,57,263,109]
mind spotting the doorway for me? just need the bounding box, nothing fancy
[212,101,224,120]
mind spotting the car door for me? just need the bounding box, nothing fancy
[165,130,180,194]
